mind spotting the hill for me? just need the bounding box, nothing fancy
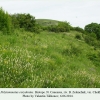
[0,30,100,88]
[36,19,60,26]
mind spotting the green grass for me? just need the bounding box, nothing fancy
[0,30,100,88]
[36,19,60,26]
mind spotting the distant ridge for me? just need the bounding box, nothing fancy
[36,19,61,26]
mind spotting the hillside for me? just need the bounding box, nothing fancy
[0,30,100,88]
[36,19,60,26]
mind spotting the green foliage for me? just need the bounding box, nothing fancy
[75,34,82,40]
[0,30,100,88]
[0,7,13,34]
[89,32,97,38]
[87,52,100,67]
[1,7,100,88]
[73,27,85,33]
[47,25,58,32]
[33,23,43,34]
[84,23,100,39]
[47,21,71,33]
[36,19,59,26]
[63,44,82,56]
[10,14,19,28]
[57,22,70,32]
[84,33,99,48]
[11,13,36,32]
[36,19,72,33]
[83,27,99,47]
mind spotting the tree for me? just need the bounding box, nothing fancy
[0,7,12,34]
[11,13,36,32]
[84,23,100,39]
[57,22,70,32]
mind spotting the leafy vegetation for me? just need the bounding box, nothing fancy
[0,7,100,88]
[11,13,36,32]
[0,7,13,34]
[84,23,100,39]
[73,27,85,33]
[0,30,100,88]
[49,22,71,32]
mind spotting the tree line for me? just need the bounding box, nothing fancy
[0,7,100,41]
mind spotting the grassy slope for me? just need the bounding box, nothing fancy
[36,19,60,26]
[0,30,100,88]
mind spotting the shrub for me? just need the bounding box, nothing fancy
[46,25,57,32]
[46,21,71,33]
[57,22,70,32]
[63,44,82,56]
[10,13,36,32]
[87,53,100,67]
[74,27,85,33]
[0,7,13,34]
[84,23,100,40]
[75,34,82,40]
[84,34,98,47]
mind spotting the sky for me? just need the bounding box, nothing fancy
[0,0,100,28]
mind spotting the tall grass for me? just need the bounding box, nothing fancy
[0,30,100,88]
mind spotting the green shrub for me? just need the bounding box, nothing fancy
[10,13,36,32]
[84,23,100,40]
[46,21,71,33]
[63,44,82,56]
[0,7,13,34]
[75,34,82,40]
[84,35,97,46]
[74,27,85,33]
[87,53,100,67]
[84,34,100,49]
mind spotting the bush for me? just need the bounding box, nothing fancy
[84,34,99,47]
[75,34,82,40]
[74,27,85,33]
[11,13,36,32]
[87,53,100,67]
[46,21,71,33]
[84,23,100,40]
[63,44,82,56]
[57,22,70,32]
[0,7,13,34]
[47,25,58,32]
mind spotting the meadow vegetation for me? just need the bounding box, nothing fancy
[0,7,100,88]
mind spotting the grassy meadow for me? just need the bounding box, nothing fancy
[0,30,100,88]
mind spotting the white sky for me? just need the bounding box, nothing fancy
[0,0,100,28]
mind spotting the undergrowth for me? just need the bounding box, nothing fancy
[0,30,100,88]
